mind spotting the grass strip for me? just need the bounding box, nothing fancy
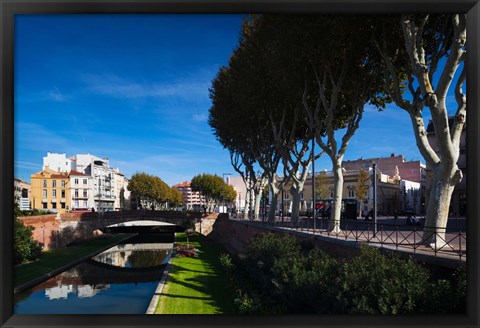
[14,233,133,287]
[154,233,235,314]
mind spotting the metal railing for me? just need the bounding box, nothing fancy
[230,215,466,260]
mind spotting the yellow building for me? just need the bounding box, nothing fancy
[31,168,70,213]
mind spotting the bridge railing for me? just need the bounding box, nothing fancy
[230,216,466,260]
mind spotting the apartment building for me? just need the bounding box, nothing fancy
[76,154,116,212]
[14,177,31,210]
[43,152,130,212]
[69,170,93,211]
[172,181,204,210]
[31,168,70,213]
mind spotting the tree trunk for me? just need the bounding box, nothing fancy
[290,182,305,224]
[268,182,279,222]
[422,164,461,248]
[254,188,262,220]
[328,161,343,233]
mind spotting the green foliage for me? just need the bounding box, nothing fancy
[128,172,182,209]
[219,253,235,272]
[355,169,370,203]
[226,233,466,314]
[337,246,431,314]
[191,173,237,208]
[14,219,43,265]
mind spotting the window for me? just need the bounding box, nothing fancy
[348,189,355,198]
[83,201,88,208]
[43,180,47,187]
[61,180,66,188]
[74,178,79,185]
[83,179,87,185]
[75,189,79,197]
[83,190,88,197]
[52,180,57,188]
[43,202,47,209]
[74,200,79,208]
[42,189,47,198]
[52,202,57,209]
[52,190,56,197]
[61,203,66,209]
[61,190,65,198]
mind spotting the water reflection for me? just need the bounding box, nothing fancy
[14,233,174,314]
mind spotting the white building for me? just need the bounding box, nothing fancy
[68,170,93,211]
[42,152,130,212]
[76,154,116,212]
[113,169,130,210]
[14,177,31,210]
[226,176,247,212]
[43,152,75,173]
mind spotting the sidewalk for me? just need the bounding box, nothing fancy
[233,216,466,263]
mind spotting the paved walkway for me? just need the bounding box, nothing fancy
[232,216,466,263]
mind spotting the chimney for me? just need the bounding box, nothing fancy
[390,153,395,157]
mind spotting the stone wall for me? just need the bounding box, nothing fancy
[207,215,360,258]
[206,216,461,278]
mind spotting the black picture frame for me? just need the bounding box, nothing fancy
[1,1,479,327]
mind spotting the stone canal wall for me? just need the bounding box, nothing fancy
[206,215,462,277]
[207,214,359,259]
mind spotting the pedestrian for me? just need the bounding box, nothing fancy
[363,208,369,220]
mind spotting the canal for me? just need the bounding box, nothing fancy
[14,232,174,314]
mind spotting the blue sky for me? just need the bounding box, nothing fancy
[14,14,462,186]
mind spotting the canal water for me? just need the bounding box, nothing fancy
[14,233,174,314]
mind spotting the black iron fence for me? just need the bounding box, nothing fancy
[231,215,466,260]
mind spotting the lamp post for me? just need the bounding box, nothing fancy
[222,173,232,183]
[373,163,377,236]
[238,192,242,218]
[311,129,316,231]
[223,173,232,214]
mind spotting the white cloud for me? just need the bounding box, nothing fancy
[81,73,210,101]
[192,113,208,122]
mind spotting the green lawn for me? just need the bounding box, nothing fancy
[15,233,132,287]
[155,233,235,314]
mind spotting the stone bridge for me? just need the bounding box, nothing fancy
[18,210,219,248]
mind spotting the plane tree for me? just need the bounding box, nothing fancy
[257,15,390,233]
[128,172,183,210]
[191,173,237,212]
[372,14,466,247]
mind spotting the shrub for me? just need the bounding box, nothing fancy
[337,245,431,314]
[14,219,43,265]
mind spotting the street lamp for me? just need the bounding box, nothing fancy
[222,173,232,183]
[223,173,232,214]
[373,162,378,236]
[311,129,316,231]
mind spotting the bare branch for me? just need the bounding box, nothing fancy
[436,14,466,99]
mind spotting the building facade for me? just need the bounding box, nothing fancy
[43,152,75,173]
[41,152,131,212]
[342,154,426,215]
[68,170,93,211]
[31,168,70,213]
[172,181,204,211]
[271,166,421,218]
[14,177,31,210]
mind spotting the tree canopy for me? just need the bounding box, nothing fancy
[128,172,183,209]
[191,173,237,211]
